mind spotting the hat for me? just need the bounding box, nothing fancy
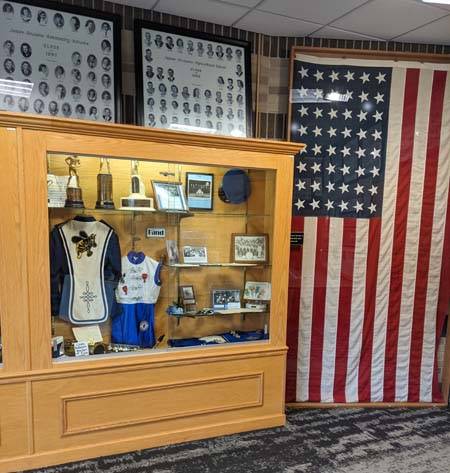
[219,168,251,204]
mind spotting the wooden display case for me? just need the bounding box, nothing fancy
[0,112,301,472]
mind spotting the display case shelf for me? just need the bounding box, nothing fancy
[48,206,194,218]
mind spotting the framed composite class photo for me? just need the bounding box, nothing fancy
[134,19,252,138]
[212,288,241,310]
[231,233,269,264]
[186,172,213,210]
[0,0,121,122]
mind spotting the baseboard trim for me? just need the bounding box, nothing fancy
[0,414,286,473]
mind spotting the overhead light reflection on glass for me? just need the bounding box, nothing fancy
[0,78,33,97]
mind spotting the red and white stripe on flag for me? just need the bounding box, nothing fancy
[287,61,450,403]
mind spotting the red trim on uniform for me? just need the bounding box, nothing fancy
[286,216,305,402]
[333,219,357,402]
[383,68,420,402]
[408,70,447,401]
[308,218,330,402]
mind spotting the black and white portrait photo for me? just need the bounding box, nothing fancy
[212,289,241,310]
[137,22,250,136]
[0,2,118,122]
[232,234,269,264]
[182,246,208,264]
[186,172,213,210]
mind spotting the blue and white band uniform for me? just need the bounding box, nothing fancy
[50,216,122,325]
[113,252,162,348]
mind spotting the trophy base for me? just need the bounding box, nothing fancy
[95,201,115,210]
[119,195,155,212]
[65,200,85,209]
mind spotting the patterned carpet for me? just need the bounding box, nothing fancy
[29,408,450,473]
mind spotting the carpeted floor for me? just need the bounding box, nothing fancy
[28,408,450,473]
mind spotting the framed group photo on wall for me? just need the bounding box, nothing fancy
[0,0,121,122]
[134,20,252,138]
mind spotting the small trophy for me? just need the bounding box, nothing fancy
[120,160,155,211]
[95,158,115,209]
[65,156,84,208]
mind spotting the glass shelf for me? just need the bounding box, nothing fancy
[165,263,270,269]
[169,309,268,320]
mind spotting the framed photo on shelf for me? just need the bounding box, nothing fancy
[182,245,208,264]
[165,239,179,265]
[212,288,241,310]
[231,234,269,264]
[186,172,213,210]
[243,281,271,301]
[152,181,188,212]
[0,0,121,122]
[134,19,252,137]
[179,285,196,305]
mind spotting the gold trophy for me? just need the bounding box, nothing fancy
[95,158,115,209]
[64,156,84,208]
[119,160,155,211]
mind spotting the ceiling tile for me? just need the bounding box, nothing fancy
[394,14,450,44]
[258,0,368,25]
[113,0,159,8]
[331,0,448,40]
[310,25,380,41]
[235,9,319,35]
[154,0,249,25]
[216,0,262,7]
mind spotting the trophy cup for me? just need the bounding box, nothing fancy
[119,160,155,211]
[65,156,85,208]
[95,158,115,209]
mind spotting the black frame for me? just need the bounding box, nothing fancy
[185,172,214,211]
[0,0,122,123]
[134,19,252,137]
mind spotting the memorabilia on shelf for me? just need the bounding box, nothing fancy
[212,288,241,310]
[51,336,64,358]
[134,20,252,137]
[0,1,121,122]
[64,156,85,208]
[166,303,185,316]
[113,251,162,348]
[47,173,69,207]
[186,172,213,210]
[179,285,196,305]
[182,245,207,264]
[232,234,269,264]
[50,215,121,325]
[152,180,188,212]
[243,281,271,301]
[166,239,180,265]
[218,168,251,204]
[95,158,115,209]
[120,160,155,211]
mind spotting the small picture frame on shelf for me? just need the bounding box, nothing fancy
[152,181,188,212]
[212,289,241,310]
[243,281,271,301]
[231,234,269,264]
[186,172,214,210]
[166,239,179,265]
[182,246,208,264]
[179,285,196,305]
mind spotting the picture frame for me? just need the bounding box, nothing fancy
[186,172,214,210]
[134,19,252,137]
[212,288,241,310]
[182,245,208,264]
[231,234,269,264]
[165,239,179,265]
[179,285,196,305]
[151,181,188,212]
[243,281,272,301]
[0,0,122,122]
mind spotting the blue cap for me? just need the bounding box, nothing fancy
[219,168,251,204]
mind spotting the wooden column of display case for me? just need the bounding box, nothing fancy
[0,112,302,473]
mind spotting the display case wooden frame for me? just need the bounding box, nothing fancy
[0,111,301,472]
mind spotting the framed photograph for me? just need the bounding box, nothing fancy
[182,245,207,264]
[232,234,269,264]
[212,288,241,310]
[0,0,121,122]
[134,19,252,137]
[186,172,213,210]
[166,239,179,265]
[244,281,272,301]
[179,285,196,305]
[152,181,188,212]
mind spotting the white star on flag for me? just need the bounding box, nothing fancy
[313,107,323,118]
[299,86,308,97]
[329,70,339,82]
[373,110,383,122]
[298,125,308,136]
[354,201,364,213]
[355,183,364,195]
[360,72,370,83]
[359,91,369,102]
[311,181,321,192]
[370,148,381,159]
[341,146,351,157]
[299,105,309,116]
[344,70,354,82]
[339,183,349,194]
[345,90,354,100]
[374,92,384,104]
[370,166,380,177]
[325,199,334,210]
[341,127,352,138]
[296,161,307,173]
[356,129,367,140]
[356,166,365,177]
[295,199,305,210]
[368,185,378,195]
[312,143,322,155]
[326,163,336,174]
[343,108,352,120]
[372,129,382,140]
[338,200,349,211]
[375,72,386,83]
[296,179,306,191]
[315,89,324,99]
[327,126,337,137]
[299,66,308,78]
[357,110,368,121]
[341,164,351,175]
[311,162,321,174]
[313,70,324,81]
[310,199,320,210]
[328,108,338,119]
[326,181,335,192]
[368,202,377,213]
[327,145,337,156]
[313,125,322,137]
[356,147,366,158]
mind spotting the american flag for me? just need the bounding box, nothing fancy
[287,54,450,403]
